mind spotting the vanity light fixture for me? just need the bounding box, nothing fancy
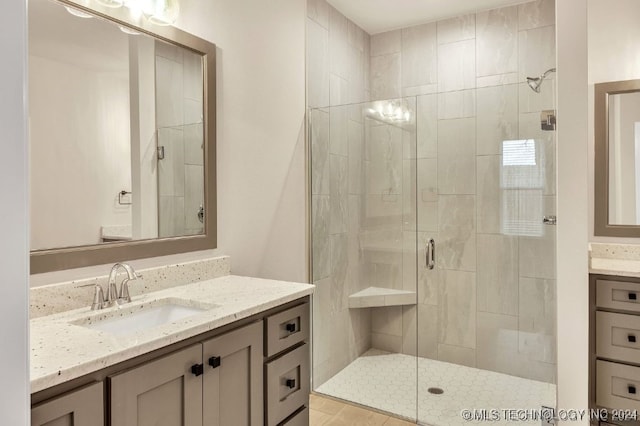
[95,0,125,7]
[142,0,180,26]
[119,25,141,35]
[65,5,94,18]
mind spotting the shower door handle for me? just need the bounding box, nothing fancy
[426,239,435,270]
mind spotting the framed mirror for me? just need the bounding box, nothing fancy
[29,0,217,273]
[594,79,640,237]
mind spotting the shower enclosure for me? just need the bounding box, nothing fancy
[308,1,557,424]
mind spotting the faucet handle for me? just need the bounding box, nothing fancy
[80,283,105,310]
[118,278,132,304]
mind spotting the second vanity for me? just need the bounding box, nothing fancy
[30,259,314,426]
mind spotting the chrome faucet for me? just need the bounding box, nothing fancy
[106,263,142,306]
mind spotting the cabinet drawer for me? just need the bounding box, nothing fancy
[596,280,640,312]
[280,407,309,426]
[266,343,310,426]
[32,382,104,426]
[596,311,640,363]
[265,303,309,357]
[597,360,640,411]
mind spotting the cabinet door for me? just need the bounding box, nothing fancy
[32,382,104,426]
[110,344,203,426]
[202,321,263,426]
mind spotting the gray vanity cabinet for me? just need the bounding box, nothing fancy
[109,344,203,426]
[109,322,263,426]
[202,321,263,425]
[31,382,104,426]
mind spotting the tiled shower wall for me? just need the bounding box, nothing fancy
[367,0,557,383]
[308,0,373,387]
[155,41,205,238]
[310,0,557,386]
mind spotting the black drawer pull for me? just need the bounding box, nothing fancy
[191,364,204,377]
[629,292,637,301]
[285,379,296,389]
[629,385,637,395]
[208,356,221,369]
[285,323,297,333]
[629,335,637,343]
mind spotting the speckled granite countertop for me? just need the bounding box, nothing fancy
[31,275,314,393]
[590,243,640,277]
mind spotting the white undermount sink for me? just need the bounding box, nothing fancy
[72,298,218,336]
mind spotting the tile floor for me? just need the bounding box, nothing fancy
[310,393,415,425]
[316,349,556,426]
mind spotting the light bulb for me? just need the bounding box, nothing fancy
[95,0,125,8]
[142,0,180,26]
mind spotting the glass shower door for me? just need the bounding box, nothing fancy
[416,81,557,425]
[310,97,420,421]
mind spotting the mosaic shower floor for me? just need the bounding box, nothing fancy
[316,349,556,426]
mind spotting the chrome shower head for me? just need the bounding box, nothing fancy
[526,68,556,93]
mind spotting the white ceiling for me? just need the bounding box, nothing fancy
[327,0,528,34]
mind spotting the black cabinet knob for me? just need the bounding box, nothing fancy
[191,364,204,377]
[285,323,297,333]
[629,335,637,343]
[629,292,637,301]
[285,379,296,389]
[629,385,637,395]
[209,356,221,369]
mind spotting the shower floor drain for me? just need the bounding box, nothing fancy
[427,387,444,395]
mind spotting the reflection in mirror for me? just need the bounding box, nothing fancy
[29,0,205,251]
[608,92,640,225]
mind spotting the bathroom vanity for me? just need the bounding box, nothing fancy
[30,273,313,426]
[590,245,640,425]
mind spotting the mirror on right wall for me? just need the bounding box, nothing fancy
[594,79,640,236]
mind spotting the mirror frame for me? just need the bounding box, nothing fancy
[594,78,640,237]
[30,0,217,274]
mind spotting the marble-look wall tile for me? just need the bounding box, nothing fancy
[401,23,437,89]
[438,89,476,120]
[330,233,349,312]
[348,120,363,194]
[183,165,204,232]
[347,195,363,290]
[417,159,438,232]
[476,312,519,375]
[402,305,418,356]
[519,79,555,113]
[307,0,329,28]
[438,118,476,195]
[476,6,518,77]
[477,84,518,155]
[518,0,555,31]
[348,21,365,52]
[418,304,439,359]
[438,195,476,271]
[519,196,556,280]
[372,305,404,336]
[312,195,331,281]
[372,332,403,353]
[159,195,185,237]
[158,127,185,197]
[330,105,348,156]
[184,123,204,166]
[329,6,348,80]
[417,94,438,159]
[438,269,476,348]
[312,277,332,367]
[477,155,503,234]
[330,154,348,234]
[371,53,402,100]
[156,56,184,128]
[476,72,519,88]
[438,39,476,92]
[518,112,556,196]
[366,123,402,194]
[330,73,348,107]
[437,344,476,367]
[348,47,365,103]
[477,234,518,316]
[311,109,330,195]
[518,25,556,81]
[437,14,476,45]
[519,277,556,363]
[308,18,330,108]
[417,232,439,306]
[371,30,401,56]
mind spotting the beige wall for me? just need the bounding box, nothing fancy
[557,0,589,422]
[588,0,640,243]
[0,0,29,422]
